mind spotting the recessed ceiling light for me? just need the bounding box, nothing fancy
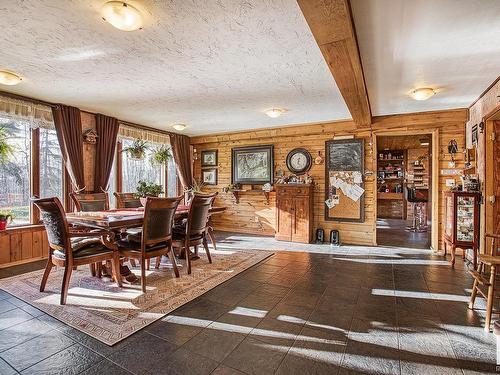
[172,123,187,131]
[265,108,286,118]
[410,87,436,101]
[101,1,143,31]
[0,70,22,86]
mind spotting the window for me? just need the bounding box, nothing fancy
[0,115,63,226]
[118,139,177,197]
[39,127,63,201]
[0,117,31,225]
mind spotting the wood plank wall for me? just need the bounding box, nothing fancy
[192,109,468,248]
[0,226,48,267]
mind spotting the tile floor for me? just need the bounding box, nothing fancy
[0,232,496,374]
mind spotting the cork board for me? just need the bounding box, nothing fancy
[325,139,365,222]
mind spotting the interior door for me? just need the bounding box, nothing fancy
[276,195,293,241]
[292,196,309,243]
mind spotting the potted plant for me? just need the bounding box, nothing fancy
[122,139,149,160]
[0,210,13,230]
[0,127,13,164]
[183,180,205,204]
[134,180,164,206]
[150,145,172,165]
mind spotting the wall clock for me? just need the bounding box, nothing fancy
[286,148,312,175]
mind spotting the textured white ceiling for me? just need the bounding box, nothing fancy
[351,0,500,116]
[0,0,350,136]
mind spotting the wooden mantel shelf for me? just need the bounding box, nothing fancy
[229,189,274,205]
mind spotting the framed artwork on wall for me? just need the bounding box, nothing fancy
[201,149,218,167]
[232,145,274,185]
[201,168,218,185]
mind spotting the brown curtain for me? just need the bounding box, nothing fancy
[52,105,85,191]
[94,114,119,192]
[170,133,194,190]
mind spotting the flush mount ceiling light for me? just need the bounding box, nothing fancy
[420,139,430,146]
[172,123,187,131]
[101,1,143,31]
[265,108,286,118]
[0,70,22,86]
[410,87,436,101]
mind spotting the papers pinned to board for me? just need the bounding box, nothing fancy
[327,172,365,203]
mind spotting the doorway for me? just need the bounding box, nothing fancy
[376,134,432,249]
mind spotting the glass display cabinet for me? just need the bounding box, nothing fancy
[443,191,481,267]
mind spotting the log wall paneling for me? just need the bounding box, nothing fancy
[191,109,468,249]
[0,226,49,268]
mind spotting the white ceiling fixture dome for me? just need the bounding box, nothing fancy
[101,1,143,31]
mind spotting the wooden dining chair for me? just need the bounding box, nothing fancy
[70,192,109,212]
[172,192,218,275]
[114,192,142,209]
[33,197,122,305]
[469,233,500,331]
[117,196,182,292]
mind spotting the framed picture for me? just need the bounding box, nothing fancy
[201,149,218,167]
[232,145,274,185]
[201,168,217,185]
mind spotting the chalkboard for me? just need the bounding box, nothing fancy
[325,139,365,222]
[328,139,363,171]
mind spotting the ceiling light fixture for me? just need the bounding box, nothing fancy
[172,123,187,131]
[410,87,436,101]
[101,1,143,31]
[265,108,286,118]
[0,70,22,86]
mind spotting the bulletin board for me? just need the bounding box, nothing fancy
[324,139,365,222]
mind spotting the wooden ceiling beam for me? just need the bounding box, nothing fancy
[297,0,372,127]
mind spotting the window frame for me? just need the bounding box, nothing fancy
[115,139,178,197]
[1,124,65,228]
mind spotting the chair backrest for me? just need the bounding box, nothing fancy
[32,197,70,252]
[186,192,218,238]
[486,234,500,256]
[70,192,109,212]
[142,196,183,247]
[114,192,142,209]
[405,186,416,202]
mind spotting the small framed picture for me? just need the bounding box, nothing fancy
[201,150,218,167]
[201,168,218,185]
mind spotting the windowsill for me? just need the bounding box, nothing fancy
[0,224,45,234]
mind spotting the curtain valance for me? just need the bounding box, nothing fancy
[118,123,170,145]
[0,95,54,128]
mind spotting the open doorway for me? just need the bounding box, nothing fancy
[376,135,432,249]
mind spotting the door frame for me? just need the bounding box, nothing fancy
[483,108,500,251]
[373,129,439,251]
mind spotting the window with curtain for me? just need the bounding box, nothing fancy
[119,138,177,197]
[0,96,62,226]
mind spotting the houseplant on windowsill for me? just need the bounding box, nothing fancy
[122,139,149,160]
[0,210,13,231]
[150,145,172,165]
[134,180,164,206]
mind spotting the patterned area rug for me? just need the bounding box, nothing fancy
[0,248,272,345]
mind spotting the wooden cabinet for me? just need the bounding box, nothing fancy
[275,184,313,243]
[443,191,481,267]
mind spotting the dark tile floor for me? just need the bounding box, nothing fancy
[0,233,496,374]
[377,218,431,249]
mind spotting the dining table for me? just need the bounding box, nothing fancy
[65,205,226,280]
[65,205,226,230]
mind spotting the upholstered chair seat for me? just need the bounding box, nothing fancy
[53,238,112,259]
